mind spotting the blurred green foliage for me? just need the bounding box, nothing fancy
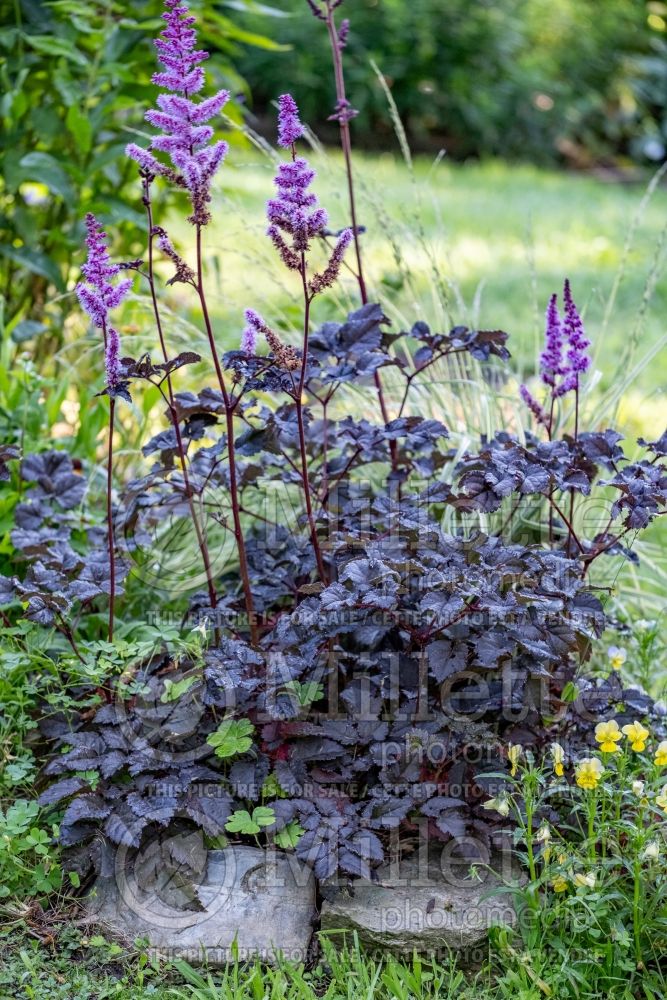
[0,0,281,336]
[236,0,667,164]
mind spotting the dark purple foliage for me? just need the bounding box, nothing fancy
[31,296,667,881]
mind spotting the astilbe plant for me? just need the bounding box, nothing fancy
[3,0,663,890]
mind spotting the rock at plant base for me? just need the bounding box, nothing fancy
[85,839,317,965]
[320,846,519,958]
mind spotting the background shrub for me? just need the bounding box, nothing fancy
[235,0,666,164]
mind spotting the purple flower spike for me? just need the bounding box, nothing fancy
[126,0,230,226]
[76,214,131,332]
[277,93,304,148]
[519,384,548,427]
[539,293,564,388]
[562,279,591,376]
[241,314,259,354]
[243,308,299,371]
[243,308,271,341]
[520,280,592,420]
[267,157,328,259]
[105,327,123,390]
[309,228,353,295]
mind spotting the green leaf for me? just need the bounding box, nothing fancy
[225,806,275,835]
[23,34,89,67]
[66,104,93,155]
[221,1,292,17]
[284,680,324,707]
[161,673,199,703]
[68,871,81,888]
[561,681,579,703]
[261,772,287,799]
[19,152,74,201]
[206,718,254,759]
[220,23,290,50]
[225,810,258,834]
[205,12,289,50]
[274,820,304,850]
[0,245,64,291]
[250,806,275,828]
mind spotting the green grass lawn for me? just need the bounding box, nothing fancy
[1,928,658,1000]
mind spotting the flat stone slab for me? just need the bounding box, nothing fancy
[86,841,317,965]
[321,847,518,956]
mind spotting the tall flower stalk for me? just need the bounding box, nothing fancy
[249,94,352,584]
[127,0,257,643]
[520,280,591,440]
[142,184,218,617]
[520,280,591,551]
[76,214,132,642]
[306,0,395,464]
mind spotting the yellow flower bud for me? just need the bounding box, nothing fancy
[508,743,522,777]
[642,841,660,861]
[550,742,565,777]
[573,871,596,889]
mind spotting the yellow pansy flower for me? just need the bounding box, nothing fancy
[655,741,667,767]
[575,757,604,790]
[551,875,568,893]
[508,744,522,777]
[656,785,667,813]
[607,645,627,671]
[632,780,645,797]
[573,872,596,889]
[621,720,650,752]
[550,742,565,777]
[594,720,622,753]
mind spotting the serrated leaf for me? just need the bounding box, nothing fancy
[206,718,255,759]
[225,806,275,835]
[274,820,304,849]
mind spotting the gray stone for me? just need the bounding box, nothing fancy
[320,847,519,956]
[86,841,317,965]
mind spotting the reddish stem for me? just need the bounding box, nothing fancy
[298,256,328,584]
[323,2,396,463]
[107,394,116,643]
[195,224,258,645]
[567,382,580,555]
[143,182,219,617]
[548,496,585,554]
